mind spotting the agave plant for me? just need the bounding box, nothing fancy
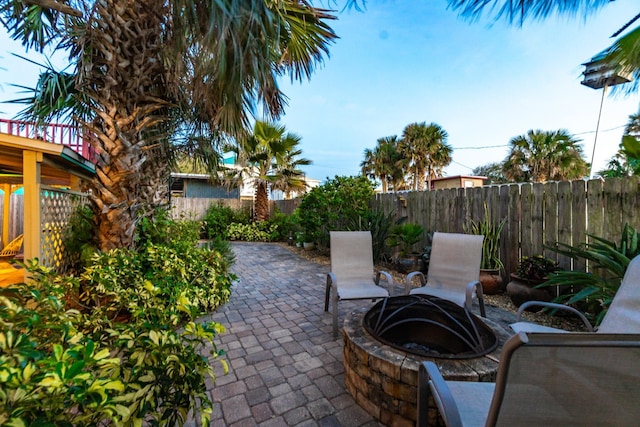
[466,204,506,270]
[542,223,640,326]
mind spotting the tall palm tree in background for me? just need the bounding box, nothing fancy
[360,135,407,192]
[503,129,589,182]
[0,0,337,250]
[447,1,640,93]
[399,122,452,190]
[225,120,310,221]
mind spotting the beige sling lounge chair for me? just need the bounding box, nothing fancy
[325,231,393,338]
[418,331,640,427]
[511,253,640,334]
[405,232,486,317]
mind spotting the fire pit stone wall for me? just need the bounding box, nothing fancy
[343,307,510,426]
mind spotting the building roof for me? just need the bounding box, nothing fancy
[0,132,95,186]
[430,175,487,182]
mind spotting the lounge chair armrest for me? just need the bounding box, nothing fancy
[516,301,594,332]
[327,272,337,286]
[325,272,338,312]
[465,280,486,317]
[418,362,463,427]
[405,271,426,294]
[375,270,394,295]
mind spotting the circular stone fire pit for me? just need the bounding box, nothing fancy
[343,296,512,426]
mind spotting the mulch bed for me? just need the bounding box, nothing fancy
[276,242,587,332]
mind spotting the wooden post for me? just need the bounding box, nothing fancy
[1,183,10,247]
[23,150,41,264]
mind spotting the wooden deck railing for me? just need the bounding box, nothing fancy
[0,118,95,161]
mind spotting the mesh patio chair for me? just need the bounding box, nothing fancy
[418,331,640,427]
[0,234,24,260]
[404,232,486,317]
[511,253,640,334]
[325,231,393,338]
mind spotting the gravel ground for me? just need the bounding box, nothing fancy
[277,242,587,332]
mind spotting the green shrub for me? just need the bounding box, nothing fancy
[231,206,252,224]
[202,203,236,239]
[227,222,278,242]
[137,207,201,254]
[0,262,227,426]
[81,243,233,325]
[62,203,98,272]
[266,210,296,242]
[0,211,236,425]
[297,175,375,250]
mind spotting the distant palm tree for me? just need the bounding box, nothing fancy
[361,136,408,192]
[226,121,310,221]
[625,113,640,136]
[399,122,452,190]
[502,129,589,182]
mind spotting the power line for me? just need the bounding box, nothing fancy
[574,124,626,136]
[454,144,508,150]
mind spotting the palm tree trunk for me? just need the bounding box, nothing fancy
[80,0,169,251]
[255,181,270,221]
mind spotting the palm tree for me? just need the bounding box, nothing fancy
[226,120,310,221]
[502,129,589,182]
[447,1,640,94]
[601,113,640,177]
[360,135,407,192]
[270,147,312,200]
[399,122,452,190]
[1,0,337,250]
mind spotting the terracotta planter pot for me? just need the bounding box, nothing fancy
[506,274,552,310]
[479,268,504,295]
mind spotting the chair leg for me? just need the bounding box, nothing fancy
[324,278,331,312]
[332,291,339,339]
[477,287,486,318]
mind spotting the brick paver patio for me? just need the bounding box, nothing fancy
[195,242,517,426]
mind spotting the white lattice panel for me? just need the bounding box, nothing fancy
[40,187,88,273]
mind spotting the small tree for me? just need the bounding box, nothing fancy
[296,175,375,250]
[226,121,310,221]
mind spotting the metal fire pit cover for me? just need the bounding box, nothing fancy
[363,295,498,359]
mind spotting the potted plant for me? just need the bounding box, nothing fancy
[506,255,558,309]
[387,222,425,273]
[466,204,506,294]
[302,230,318,250]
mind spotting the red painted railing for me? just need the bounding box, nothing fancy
[0,118,95,162]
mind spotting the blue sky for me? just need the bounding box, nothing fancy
[279,1,640,181]
[1,1,639,182]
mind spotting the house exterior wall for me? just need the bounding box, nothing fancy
[431,176,486,190]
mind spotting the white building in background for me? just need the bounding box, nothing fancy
[269,176,321,201]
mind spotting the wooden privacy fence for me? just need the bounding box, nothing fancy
[372,177,640,278]
[170,197,253,220]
